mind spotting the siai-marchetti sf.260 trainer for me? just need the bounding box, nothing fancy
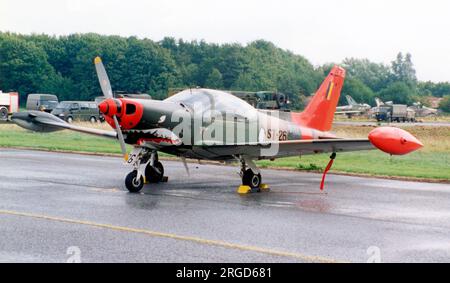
[12,57,423,194]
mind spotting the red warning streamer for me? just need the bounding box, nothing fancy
[320,153,336,191]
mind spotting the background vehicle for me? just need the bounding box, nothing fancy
[0,91,19,121]
[26,94,59,113]
[391,104,415,122]
[230,91,290,110]
[51,101,104,123]
[372,98,416,122]
[169,89,289,111]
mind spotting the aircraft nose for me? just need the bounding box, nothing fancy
[98,100,108,114]
[98,98,120,116]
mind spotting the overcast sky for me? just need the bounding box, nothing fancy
[1,0,449,82]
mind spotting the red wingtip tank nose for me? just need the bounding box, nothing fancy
[368,127,423,155]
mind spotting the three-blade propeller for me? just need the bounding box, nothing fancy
[94,56,128,161]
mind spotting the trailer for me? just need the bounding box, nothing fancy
[0,91,19,121]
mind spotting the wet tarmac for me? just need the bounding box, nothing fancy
[0,149,449,262]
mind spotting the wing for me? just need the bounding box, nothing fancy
[11,111,117,139]
[193,138,375,159]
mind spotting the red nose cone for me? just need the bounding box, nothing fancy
[369,127,423,155]
[98,98,119,117]
[98,100,109,115]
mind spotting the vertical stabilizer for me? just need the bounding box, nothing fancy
[292,66,346,131]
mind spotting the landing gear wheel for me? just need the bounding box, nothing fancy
[66,116,73,123]
[125,170,144,193]
[242,169,262,189]
[89,116,97,123]
[145,161,164,183]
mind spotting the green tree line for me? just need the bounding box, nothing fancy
[1,32,449,110]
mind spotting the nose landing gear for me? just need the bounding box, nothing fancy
[125,170,144,193]
[124,148,166,193]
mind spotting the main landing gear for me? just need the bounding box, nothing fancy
[237,157,269,194]
[125,148,166,193]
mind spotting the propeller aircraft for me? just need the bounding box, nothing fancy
[11,57,423,193]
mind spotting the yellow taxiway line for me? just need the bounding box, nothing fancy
[0,209,344,263]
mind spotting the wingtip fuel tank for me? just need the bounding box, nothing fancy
[368,127,423,155]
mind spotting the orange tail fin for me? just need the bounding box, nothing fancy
[292,66,346,131]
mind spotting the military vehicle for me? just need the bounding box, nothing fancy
[371,98,416,122]
[335,95,371,118]
[26,94,59,113]
[391,104,416,122]
[230,91,289,110]
[170,89,289,111]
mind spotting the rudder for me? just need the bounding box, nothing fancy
[292,66,346,132]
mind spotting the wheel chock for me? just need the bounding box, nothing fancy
[237,185,252,194]
[143,176,148,184]
[259,183,270,191]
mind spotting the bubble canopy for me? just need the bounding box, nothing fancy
[165,88,257,118]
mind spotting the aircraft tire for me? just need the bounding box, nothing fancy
[242,169,262,189]
[145,161,164,183]
[125,170,144,193]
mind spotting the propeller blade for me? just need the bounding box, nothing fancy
[113,115,128,160]
[181,157,190,176]
[94,56,113,98]
[93,57,127,160]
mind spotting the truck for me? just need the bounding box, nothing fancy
[373,104,415,122]
[371,98,416,122]
[0,91,19,121]
[229,91,290,110]
[168,88,290,110]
